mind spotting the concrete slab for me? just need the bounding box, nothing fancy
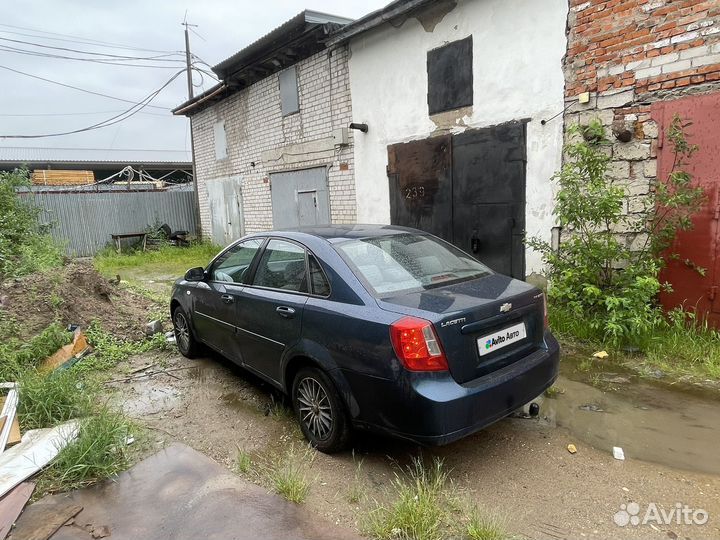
[10,443,357,540]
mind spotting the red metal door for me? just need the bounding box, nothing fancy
[652,93,720,326]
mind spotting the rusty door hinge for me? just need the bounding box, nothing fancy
[709,286,718,302]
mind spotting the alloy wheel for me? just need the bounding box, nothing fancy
[296,377,333,440]
[174,311,190,353]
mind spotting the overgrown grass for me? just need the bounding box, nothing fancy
[0,322,72,380]
[94,242,219,278]
[363,457,506,540]
[235,448,253,474]
[82,320,168,373]
[551,306,720,382]
[37,407,138,493]
[262,444,313,504]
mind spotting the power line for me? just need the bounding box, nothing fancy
[0,69,185,139]
[0,45,184,69]
[0,109,171,118]
[0,64,174,110]
[0,23,179,54]
[0,36,185,62]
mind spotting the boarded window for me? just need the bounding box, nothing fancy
[213,120,227,160]
[427,36,473,115]
[279,66,300,116]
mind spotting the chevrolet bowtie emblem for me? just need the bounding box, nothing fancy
[500,302,512,313]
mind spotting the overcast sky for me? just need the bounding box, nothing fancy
[0,0,387,156]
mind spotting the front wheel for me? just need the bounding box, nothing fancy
[173,306,199,358]
[291,367,351,453]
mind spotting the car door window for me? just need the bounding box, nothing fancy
[210,239,263,283]
[252,239,308,292]
[308,254,330,297]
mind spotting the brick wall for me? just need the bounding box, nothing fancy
[191,46,356,239]
[564,0,720,245]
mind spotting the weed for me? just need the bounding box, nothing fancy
[0,322,72,380]
[543,385,564,398]
[38,407,137,493]
[16,369,95,429]
[466,508,507,540]
[82,321,167,372]
[263,445,313,503]
[364,457,449,540]
[347,454,366,504]
[235,448,253,474]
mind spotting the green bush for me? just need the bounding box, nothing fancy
[529,116,704,346]
[0,168,63,279]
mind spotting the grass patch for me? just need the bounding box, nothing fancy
[0,322,72,380]
[543,385,564,398]
[551,306,720,383]
[94,242,219,280]
[262,445,313,504]
[82,320,167,373]
[235,447,253,475]
[16,368,95,429]
[363,457,506,540]
[38,407,137,493]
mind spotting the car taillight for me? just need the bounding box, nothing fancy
[543,293,549,329]
[390,316,448,372]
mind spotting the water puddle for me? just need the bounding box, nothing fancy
[543,358,720,475]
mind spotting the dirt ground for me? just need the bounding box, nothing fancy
[0,260,156,341]
[108,346,720,540]
[10,261,720,539]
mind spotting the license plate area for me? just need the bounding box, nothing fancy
[477,321,527,356]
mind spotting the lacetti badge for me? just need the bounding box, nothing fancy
[478,322,526,356]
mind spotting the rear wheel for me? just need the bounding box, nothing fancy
[173,306,199,358]
[291,367,351,453]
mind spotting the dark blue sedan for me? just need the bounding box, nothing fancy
[170,225,559,452]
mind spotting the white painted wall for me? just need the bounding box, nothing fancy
[347,0,567,275]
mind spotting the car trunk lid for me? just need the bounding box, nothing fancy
[377,274,546,384]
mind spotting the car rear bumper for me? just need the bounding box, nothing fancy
[343,332,560,446]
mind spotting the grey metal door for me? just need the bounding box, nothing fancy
[206,176,244,246]
[271,167,330,228]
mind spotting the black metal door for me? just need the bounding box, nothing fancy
[387,122,526,279]
[452,123,526,278]
[387,134,453,243]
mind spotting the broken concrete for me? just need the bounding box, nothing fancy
[11,443,356,540]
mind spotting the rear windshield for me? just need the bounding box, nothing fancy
[336,233,491,297]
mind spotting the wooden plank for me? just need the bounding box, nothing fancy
[7,419,20,448]
[30,170,94,186]
[7,503,82,540]
[0,482,35,540]
[0,421,79,499]
[0,388,18,454]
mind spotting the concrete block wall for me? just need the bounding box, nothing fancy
[564,0,720,247]
[191,45,356,239]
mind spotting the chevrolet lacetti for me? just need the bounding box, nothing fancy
[170,225,560,452]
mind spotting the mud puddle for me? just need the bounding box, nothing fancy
[543,358,720,475]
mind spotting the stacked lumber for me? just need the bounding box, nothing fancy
[30,170,95,186]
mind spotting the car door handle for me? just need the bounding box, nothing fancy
[221,294,234,304]
[276,306,296,318]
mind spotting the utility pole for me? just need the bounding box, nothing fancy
[182,16,202,239]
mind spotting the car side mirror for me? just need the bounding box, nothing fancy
[185,266,206,281]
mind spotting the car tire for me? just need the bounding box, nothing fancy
[291,367,351,453]
[173,306,200,358]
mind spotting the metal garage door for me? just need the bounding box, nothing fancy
[271,167,330,229]
[387,122,527,279]
[206,176,243,246]
[653,93,720,327]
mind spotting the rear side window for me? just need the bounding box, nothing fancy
[253,239,308,293]
[308,254,330,297]
[211,239,263,283]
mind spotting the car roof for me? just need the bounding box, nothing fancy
[252,224,422,244]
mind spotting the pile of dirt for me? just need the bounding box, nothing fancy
[0,260,160,341]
